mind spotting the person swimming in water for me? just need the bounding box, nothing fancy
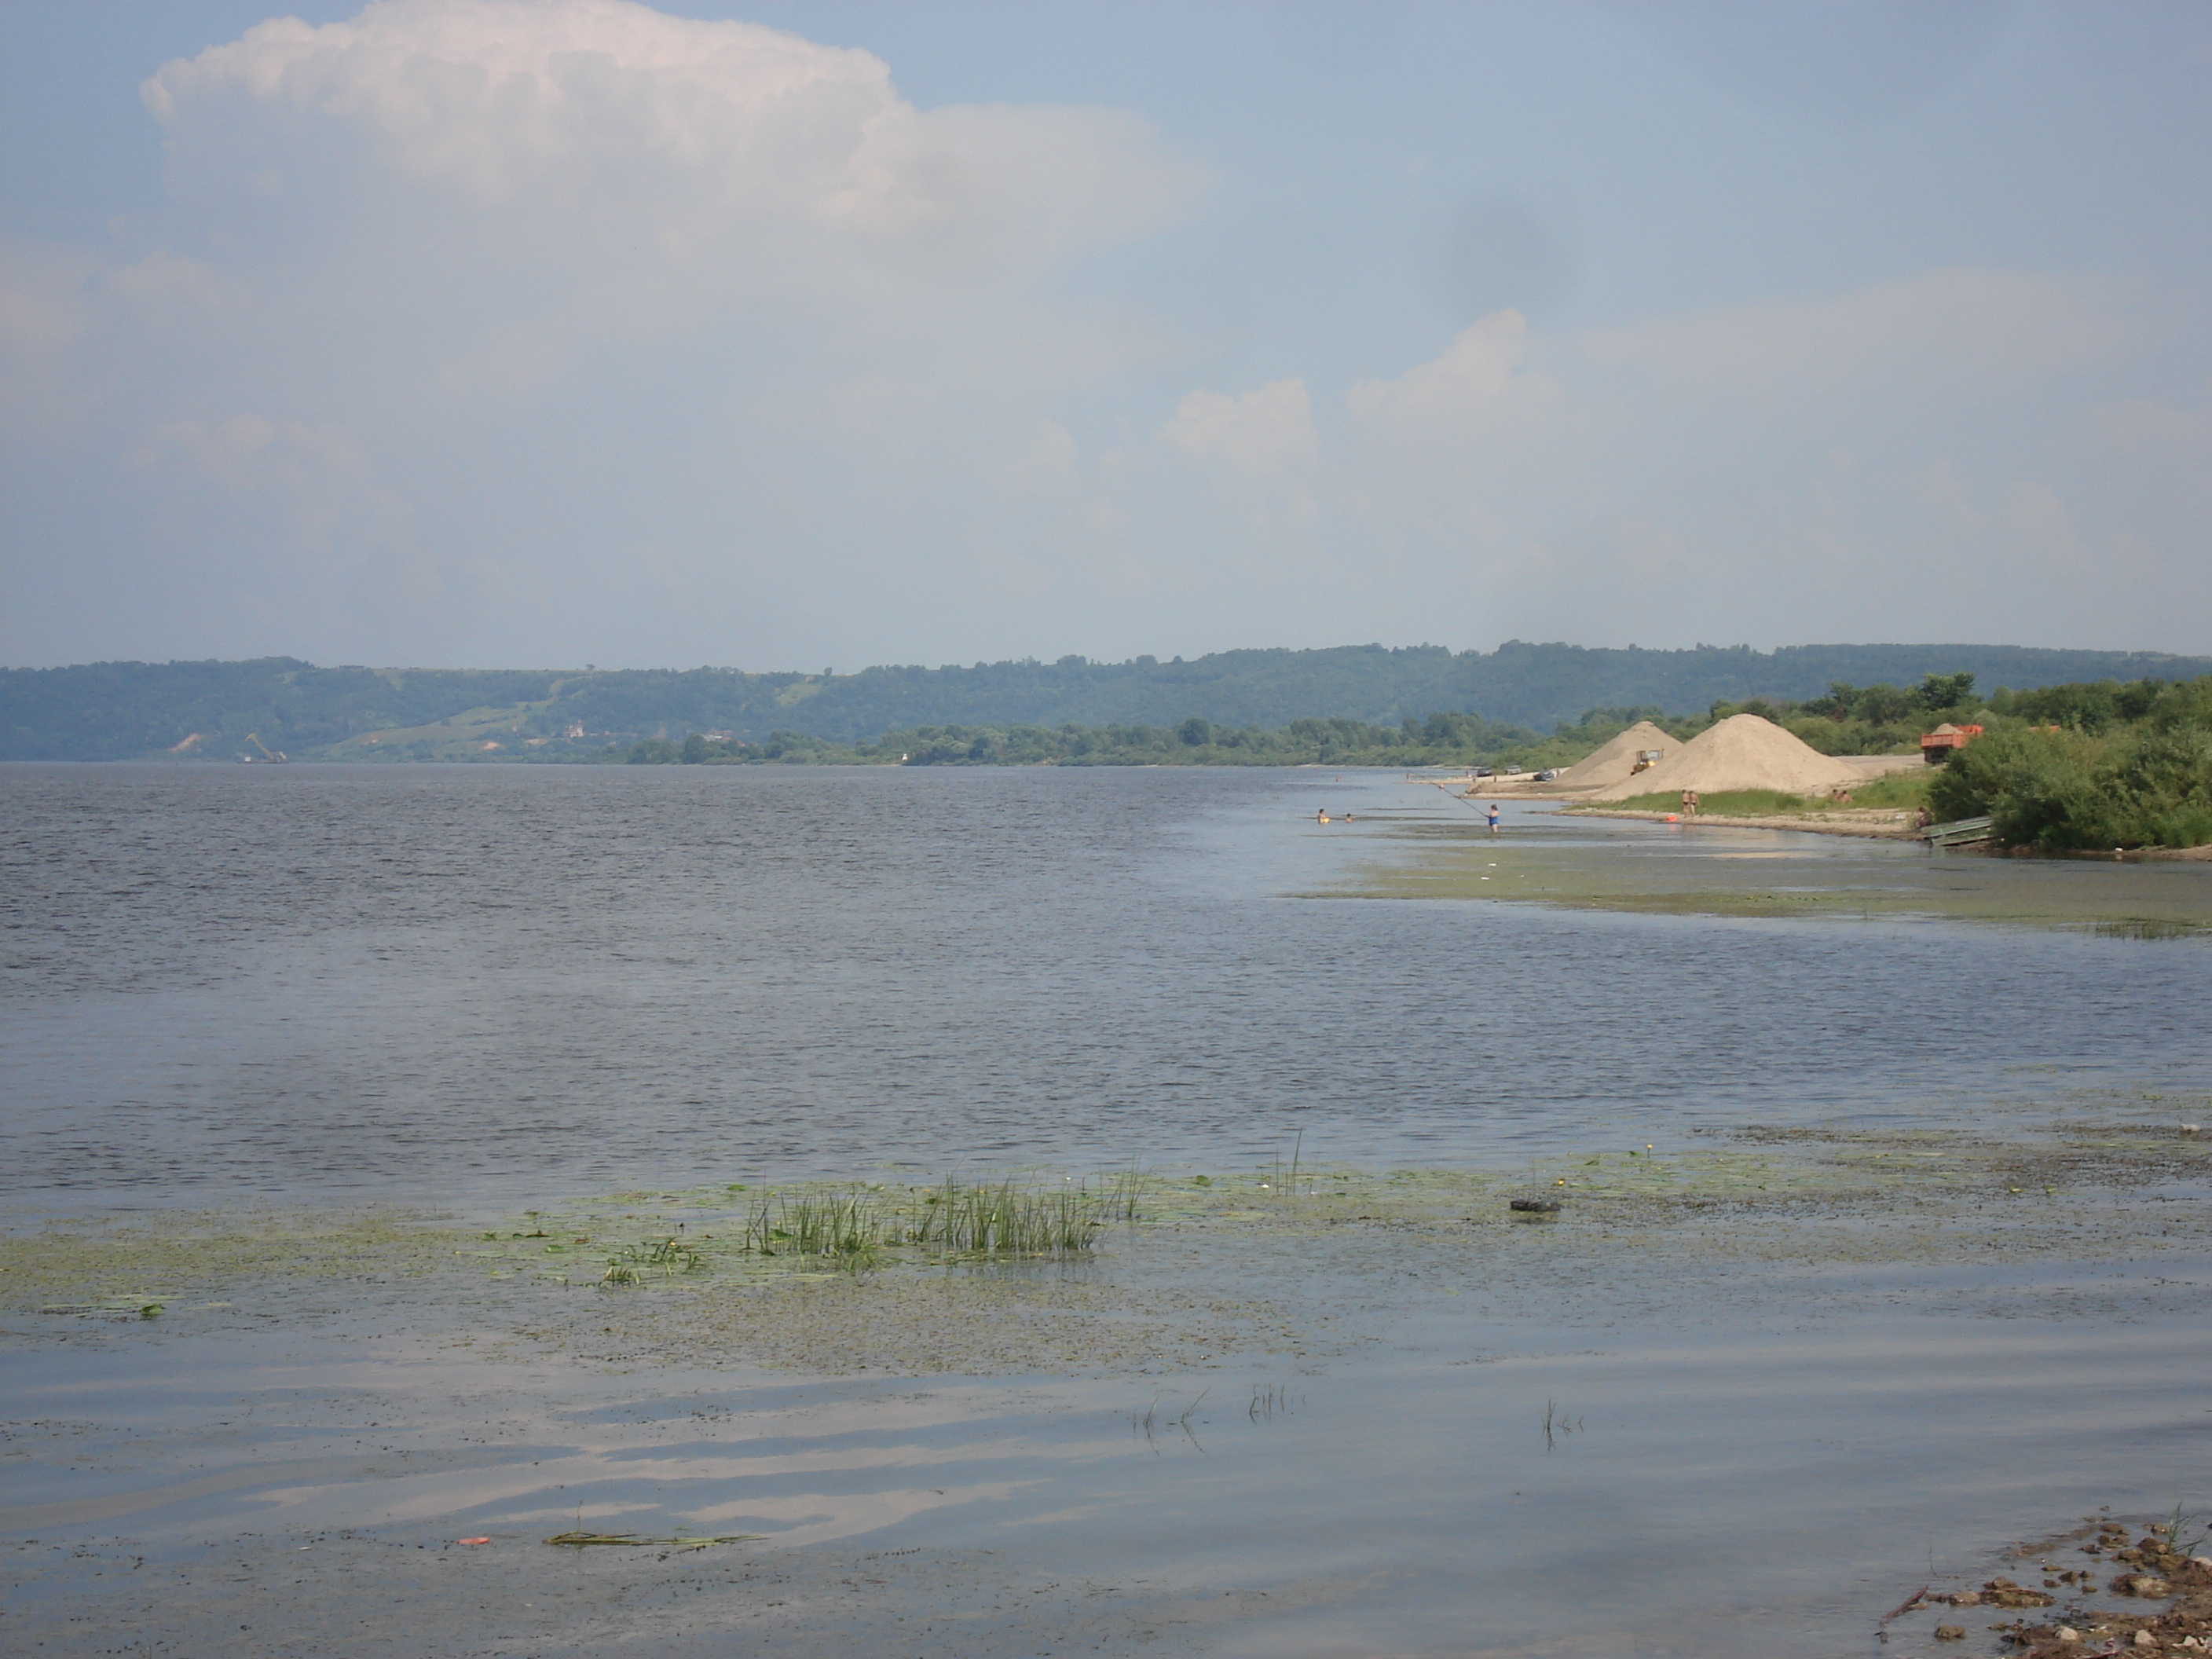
[1316,808,1331,824]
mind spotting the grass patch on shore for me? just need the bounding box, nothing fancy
[1838,770,1936,809]
[1578,773,1932,818]
[1591,786,1921,816]
[1596,788,1826,815]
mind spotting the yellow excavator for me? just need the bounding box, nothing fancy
[242,732,289,764]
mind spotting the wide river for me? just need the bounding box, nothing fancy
[5,762,2209,1208]
[3,762,2209,1659]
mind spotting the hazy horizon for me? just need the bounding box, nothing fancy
[3,1,2207,672]
[13,635,2212,680]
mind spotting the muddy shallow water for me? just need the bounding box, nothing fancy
[7,1115,2209,1657]
[2,764,2208,1657]
[1328,793,2212,931]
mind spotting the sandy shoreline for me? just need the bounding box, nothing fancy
[1562,804,1922,839]
[1555,804,2212,858]
[1415,775,2212,856]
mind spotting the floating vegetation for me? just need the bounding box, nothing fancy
[600,1236,704,1285]
[0,1209,471,1321]
[2093,917,2209,940]
[35,1299,166,1320]
[1321,830,2212,934]
[543,1530,759,1550]
[9,1107,2210,1377]
[567,1171,1148,1288]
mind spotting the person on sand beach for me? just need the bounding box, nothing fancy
[1487,804,1501,833]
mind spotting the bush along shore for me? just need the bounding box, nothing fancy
[1566,674,2211,854]
[1923,676,2212,852]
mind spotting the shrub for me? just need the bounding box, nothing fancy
[1929,725,2212,850]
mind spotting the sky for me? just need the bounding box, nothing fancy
[1,1,2207,672]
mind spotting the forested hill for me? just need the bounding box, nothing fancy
[5,643,2210,762]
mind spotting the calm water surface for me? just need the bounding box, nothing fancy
[5,762,2208,1213]
[5,764,2210,1658]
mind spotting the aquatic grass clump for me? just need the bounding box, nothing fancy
[720,1172,1143,1272]
[1109,1166,1148,1221]
[2092,917,2209,940]
[903,1177,1111,1256]
[740,1191,888,1273]
[479,1169,1149,1286]
[2156,1502,2208,1558]
[600,1235,704,1285]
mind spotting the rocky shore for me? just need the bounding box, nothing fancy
[1887,1519,2212,1657]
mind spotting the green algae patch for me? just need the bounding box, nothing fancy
[440,1118,2212,1309]
[0,1208,474,1320]
[456,1172,1146,1290]
[6,1111,2207,1375]
[1316,822,2212,932]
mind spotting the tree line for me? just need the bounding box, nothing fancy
[602,709,1556,770]
[606,669,2212,852]
[11,643,2212,761]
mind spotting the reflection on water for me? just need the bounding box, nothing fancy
[8,1298,2208,1657]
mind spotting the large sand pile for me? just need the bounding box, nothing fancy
[1588,713,1860,801]
[1552,720,1683,791]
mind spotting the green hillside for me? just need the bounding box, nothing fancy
[5,643,2210,763]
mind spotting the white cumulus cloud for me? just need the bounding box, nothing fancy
[1159,379,1317,471]
[1347,310,1558,427]
[141,0,1203,287]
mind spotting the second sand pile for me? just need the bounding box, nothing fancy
[1588,714,1860,801]
[1551,720,1684,793]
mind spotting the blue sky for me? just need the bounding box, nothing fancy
[2,1,2206,670]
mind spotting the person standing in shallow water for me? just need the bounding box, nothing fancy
[1487,804,1501,833]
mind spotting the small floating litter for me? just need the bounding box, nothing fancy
[1508,1198,1562,1216]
